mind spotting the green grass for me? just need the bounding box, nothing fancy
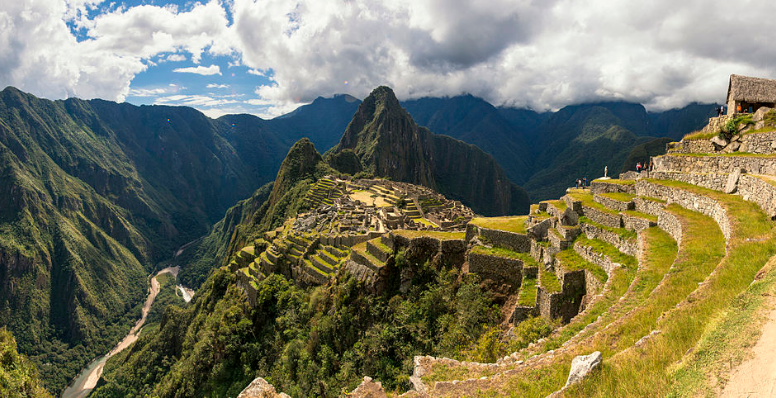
[544,200,568,212]
[471,245,540,267]
[482,202,726,397]
[598,192,635,202]
[469,216,528,234]
[554,249,608,284]
[518,276,538,306]
[621,209,658,222]
[421,227,675,384]
[392,230,466,240]
[568,190,618,217]
[540,268,562,293]
[568,192,775,396]
[592,179,636,185]
[579,216,637,240]
[682,130,717,141]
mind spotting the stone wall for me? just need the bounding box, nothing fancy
[573,241,618,276]
[537,287,565,322]
[621,213,655,232]
[667,139,716,154]
[581,205,622,229]
[738,175,776,218]
[740,131,776,154]
[590,181,636,195]
[655,154,776,176]
[633,197,666,217]
[636,180,731,241]
[649,171,728,192]
[593,194,634,211]
[471,226,531,253]
[579,223,638,257]
[656,208,683,246]
[467,252,524,287]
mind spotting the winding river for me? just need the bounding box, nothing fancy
[60,266,189,398]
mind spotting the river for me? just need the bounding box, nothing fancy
[60,266,185,398]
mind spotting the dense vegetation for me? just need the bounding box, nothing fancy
[94,249,501,397]
[0,328,51,397]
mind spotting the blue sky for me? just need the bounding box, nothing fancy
[2,0,776,119]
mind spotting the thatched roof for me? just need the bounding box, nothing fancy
[727,74,776,103]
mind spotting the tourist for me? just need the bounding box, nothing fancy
[717,106,722,117]
[636,162,642,173]
[575,178,580,189]
[649,158,654,172]
[583,177,587,188]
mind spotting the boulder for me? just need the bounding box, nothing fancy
[725,168,743,194]
[754,106,772,122]
[727,141,741,152]
[710,135,729,149]
[349,376,388,398]
[564,351,603,388]
[237,377,290,398]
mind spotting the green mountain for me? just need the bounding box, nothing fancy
[522,103,661,200]
[401,94,536,184]
[0,87,352,392]
[332,86,529,216]
[402,97,716,202]
[0,328,52,397]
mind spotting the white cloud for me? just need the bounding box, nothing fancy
[3,0,776,113]
[173,65,221,76]
[206,83,229,89]
[166,53,186,62]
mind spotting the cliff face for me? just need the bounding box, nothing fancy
[334,86,529,216]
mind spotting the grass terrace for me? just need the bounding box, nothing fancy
[469,216,528,234]
[598,192,636,202]
[545,199,568,212]
[540,268,562,293]
[392,230,466,240]
[471,245,540,267]
[578,216,637,240]
[621,209,658,222]
[518,276,538,307]
[554,248,608,284]
[591,179,636,185]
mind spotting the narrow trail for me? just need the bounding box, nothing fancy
[60,266,179,398]
[721,296,776,397]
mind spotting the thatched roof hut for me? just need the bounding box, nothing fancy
[727,74,776,114]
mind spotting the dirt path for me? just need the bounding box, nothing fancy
[721,297,776,397]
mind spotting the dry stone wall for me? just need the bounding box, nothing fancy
[738,175,776,218]
[579,223,638,257]
[667,139,716,154]
[474,226,531,252]
[467,252,523,288]
[636,180,731,241]
[591,181,635,195]
[594,194,634,211]
[581,205,622,229]
[740,131,776,154]
[655,154,776,176]
[649,171,728,192]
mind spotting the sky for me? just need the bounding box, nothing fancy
[2,0,776,119]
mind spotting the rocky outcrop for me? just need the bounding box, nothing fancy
[332,86,529,216]
[564,351,603,387]
[237,377,290,398]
